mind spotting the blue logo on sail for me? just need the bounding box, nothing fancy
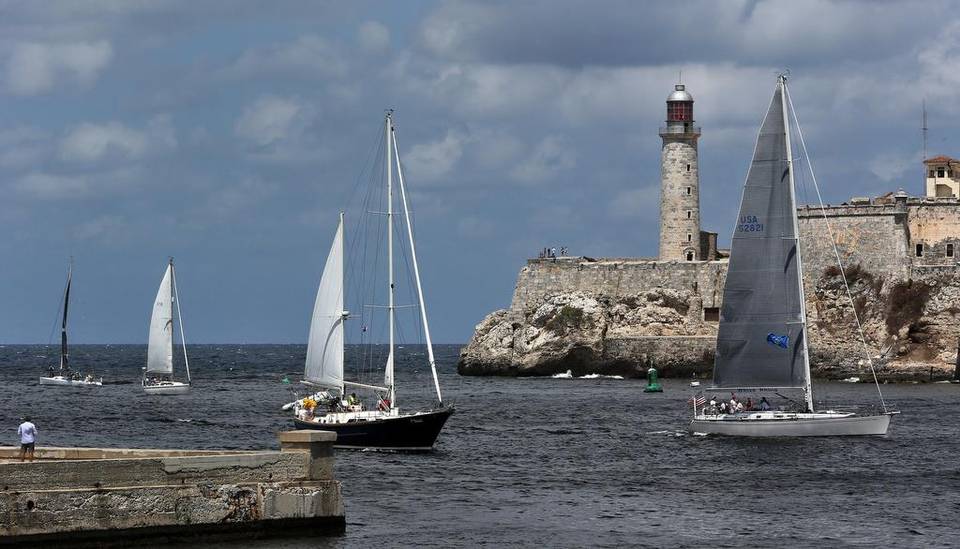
[766,333,789,349]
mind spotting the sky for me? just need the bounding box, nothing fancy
[1,0,959,344]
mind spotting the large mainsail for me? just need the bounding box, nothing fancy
[304,214,345,390]
[713,82,808,389]
[59,263,72,372]
[147,264,174,375]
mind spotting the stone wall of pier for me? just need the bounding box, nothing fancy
[0,430,344,544]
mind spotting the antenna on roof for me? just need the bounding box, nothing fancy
[922,99,928,196]
[678,69,682,84]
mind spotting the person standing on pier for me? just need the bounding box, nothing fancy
[17,416,37,462]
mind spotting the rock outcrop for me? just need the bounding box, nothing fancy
[458,257,960,381]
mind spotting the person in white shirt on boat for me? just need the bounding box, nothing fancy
[735,401,744,413]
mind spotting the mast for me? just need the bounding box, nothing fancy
[385,111,396,408]
[780,75,814,413]
[922,100,928,196]
[391,124,443,404]
[60,259,72,373]
[340,211,346,398]
[171,258,191,384]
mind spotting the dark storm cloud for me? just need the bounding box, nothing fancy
[419,0,947,68]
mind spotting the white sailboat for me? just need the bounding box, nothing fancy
[290,112,453,450]
[142,258,192,395]
[690,75,896,436]
[39,260,102,387]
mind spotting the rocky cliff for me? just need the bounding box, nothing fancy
[458,257,960,381]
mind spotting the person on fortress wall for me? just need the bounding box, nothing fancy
[17,416,37,462]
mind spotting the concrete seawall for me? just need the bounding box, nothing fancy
[0,430,344,546]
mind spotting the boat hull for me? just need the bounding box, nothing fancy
[294,407,454,450]
[39,376,102,387]
[690,412,892,437]
[143,382,190,395]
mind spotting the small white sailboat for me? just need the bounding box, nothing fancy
[142,258,191,395]
[291,112,453,450]
[39,260,102,387]
[690,75,896,436]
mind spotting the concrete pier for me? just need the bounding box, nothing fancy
[0,430,344,546]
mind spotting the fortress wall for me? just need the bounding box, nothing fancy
[510,258,727,312]
[797,205,911,280]
[512,203,958,320]
[908,201,960,263]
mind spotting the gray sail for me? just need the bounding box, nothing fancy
[712,84,807,389]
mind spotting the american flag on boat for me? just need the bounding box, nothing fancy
[690,394,706,407]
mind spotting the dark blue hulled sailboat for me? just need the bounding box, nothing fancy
[289,113,453,450]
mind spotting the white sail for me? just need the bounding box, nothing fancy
[146,264,174,375]
[304,214,345,390]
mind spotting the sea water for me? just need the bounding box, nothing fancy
[1,344,958,548]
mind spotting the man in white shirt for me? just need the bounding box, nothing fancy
[17,417,37,462]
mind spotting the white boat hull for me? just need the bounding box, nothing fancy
[39,376,102,387]
[690,411,892,437]
[143,381,190,395]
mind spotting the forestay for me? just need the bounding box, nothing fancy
[713,84,807,389]
[304,214,345,390]
[147,264,174,375]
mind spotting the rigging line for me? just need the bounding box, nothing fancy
[394,155,426,346]
[357,128,387,377]
[785,85,888,413]
[343,121,389,226]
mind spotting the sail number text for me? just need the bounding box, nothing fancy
[737,215,764,233]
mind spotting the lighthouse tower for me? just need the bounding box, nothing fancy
[658,83,702,261]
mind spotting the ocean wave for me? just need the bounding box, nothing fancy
[551,370,624,380]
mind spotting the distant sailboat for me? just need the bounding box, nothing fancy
[39,260,102,387]
[290,112,453,450]
[690,75,896,436]
[142,258,191,395]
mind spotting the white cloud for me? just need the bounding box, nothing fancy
[74,215,129,243]
[224,35,345,80]
[403,130,465,182]
[869,151,921,184]
[457,215,495,238]
[205,177,274,220]
[0,127,51,169]
[13,167,139,199]
[234,95,309,147]
[5,40,112,95]
[510,135,575,183]
[60,122,146,162]
[358,21,390,53]
[15,172,89,197]
[609,186,659,218]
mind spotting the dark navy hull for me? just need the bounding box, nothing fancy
[294,406,454,450]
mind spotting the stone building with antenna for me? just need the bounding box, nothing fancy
[459,81,960,381]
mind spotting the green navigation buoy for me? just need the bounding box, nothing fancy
[643,367,663,393]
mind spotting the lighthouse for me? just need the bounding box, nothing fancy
[658,83,702,261]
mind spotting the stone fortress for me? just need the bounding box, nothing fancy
[459,82,960,381]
